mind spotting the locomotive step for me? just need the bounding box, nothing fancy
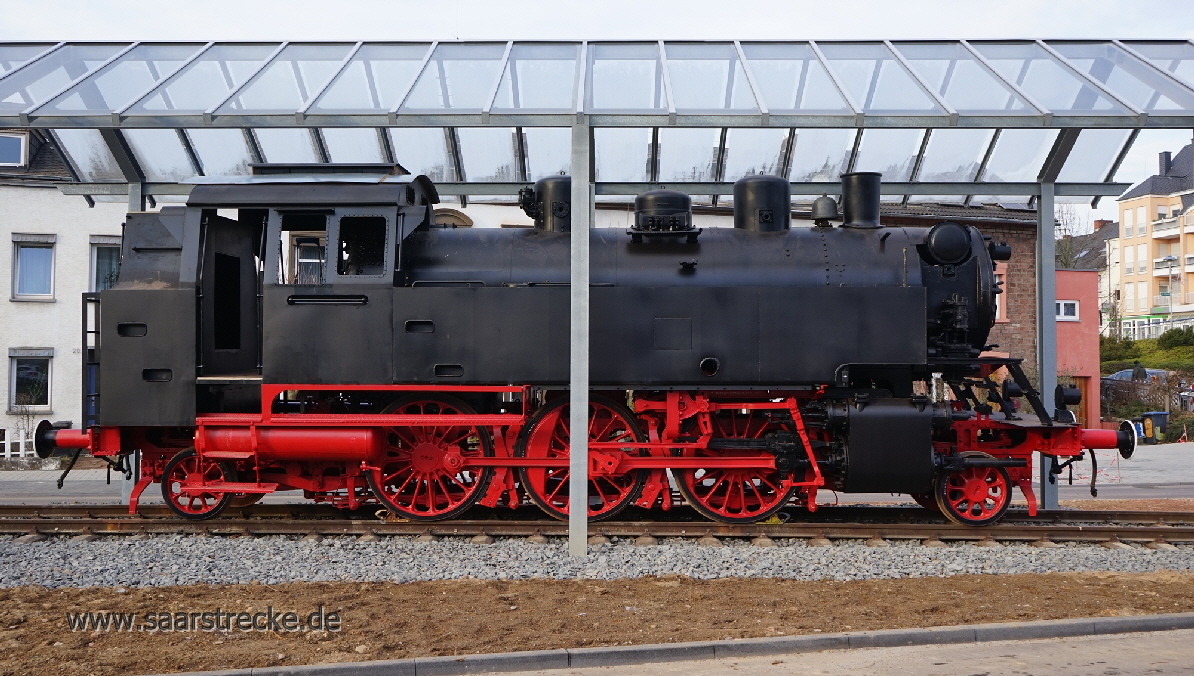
[178,482,279,494]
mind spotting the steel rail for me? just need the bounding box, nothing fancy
[3,516,1193,544]
[1,504,1193,525]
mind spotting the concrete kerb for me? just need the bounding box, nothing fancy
[151,612,1194,676]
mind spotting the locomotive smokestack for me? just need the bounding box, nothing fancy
[732,175,790,232]
[840,172,882,229]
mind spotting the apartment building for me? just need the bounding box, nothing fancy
[1113,144,1194,339]
[0,129,125,451]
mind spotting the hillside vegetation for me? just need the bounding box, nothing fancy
[1101,330,1194,374]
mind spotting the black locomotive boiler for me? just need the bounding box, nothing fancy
[37,168,1133,526]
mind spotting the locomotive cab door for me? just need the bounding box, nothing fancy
[199,211,263,376]
[261,207,399,384]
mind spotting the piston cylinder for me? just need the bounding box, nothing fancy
[199,427,381,461]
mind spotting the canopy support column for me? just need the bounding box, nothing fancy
[1037,180,1059,510]
[568,121,592,557]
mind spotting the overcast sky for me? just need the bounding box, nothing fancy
[4,0,1193,42]
[4,0,1193,223]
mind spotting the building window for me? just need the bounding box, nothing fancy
[1056,300,1079,321]
[12,234,55,301]
[0,132,27,168]
[1123,208,1134,237]
[90,236,122,292]
[1137,244,1147,274]
[8,349,52,414]
[1124,245,1134,276]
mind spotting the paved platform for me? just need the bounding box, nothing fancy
[498,629,1194,676]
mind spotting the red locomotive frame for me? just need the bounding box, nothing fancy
[46,380,1127,527]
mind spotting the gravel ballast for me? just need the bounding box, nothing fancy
[2,535,1193,588]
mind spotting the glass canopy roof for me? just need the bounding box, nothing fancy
[2,40,1191,201]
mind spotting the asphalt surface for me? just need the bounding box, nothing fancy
[1,442,1191,505]
[496,629,1194,676]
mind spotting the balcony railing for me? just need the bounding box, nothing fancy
[1154,258,1181,274]
[1153,218,1180,236]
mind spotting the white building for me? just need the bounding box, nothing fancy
[1,129,124,450]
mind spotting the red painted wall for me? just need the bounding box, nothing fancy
[1055,270,1101,424]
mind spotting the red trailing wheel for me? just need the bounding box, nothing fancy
[515,396,647,521]
[161,448,235,520]
[935,452,1011,526]
[673,408,798,523]
[367,396,494,521]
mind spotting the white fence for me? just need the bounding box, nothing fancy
[0,429,35,458]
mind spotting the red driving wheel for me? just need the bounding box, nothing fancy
[367,396,494,521]
[515,395,647,521]
[161,448,235,520]
[673,408,798,523]
[935,452,1011,526]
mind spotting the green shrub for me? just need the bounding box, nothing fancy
[1100,334,1142,362]
[1158,326,1194,349]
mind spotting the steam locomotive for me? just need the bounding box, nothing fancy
[36,167,1134,526]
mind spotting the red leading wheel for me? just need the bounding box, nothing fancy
[673,408,798,523]
[367,396,494,521]
[935,452,1011,526]
[161,448,235,520]
[515,395,647,521]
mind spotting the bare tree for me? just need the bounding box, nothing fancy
[1104,299,1123,338]
[1054,203,1090,270]
[10,377,47,456]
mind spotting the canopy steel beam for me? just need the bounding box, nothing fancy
[388,42,437,124]
[808,41,864,126]
[657,41,678,126]
[959,40,1052,125]
[6,40,1194,128]
[19,42,141,125]
[1093,127,1139,208]
[114,42,214,124]
[733,41,769,125]
[203,42,288,125]
[884,40,959,126]
[1038,128,1081,183]
[1114,40,1194,97]
[481,41,514,124]
[57,181,1131,197]
[574,42,588,123]
[0,42,66,85]
[297,42,362,123]
[97,128,146,210]
[1036,40,1147,124]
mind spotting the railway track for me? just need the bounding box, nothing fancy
[1,504,1193,544]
